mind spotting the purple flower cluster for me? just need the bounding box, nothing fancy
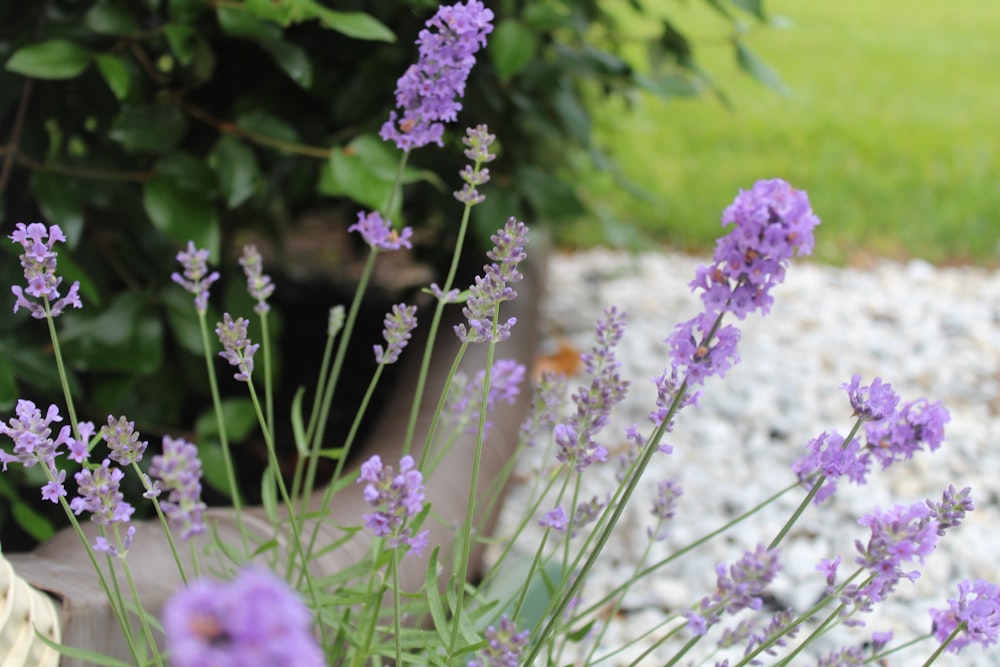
[815,632,892,666]
[792,376,950,503]
[685,544,782,636]
[717,610,798,664]
[163,567,324,667]
[357,454,429,555]
[454,124,496,205]
[455,218,529,343]
[553,307,630,472]
[518,370,566,449]
[538,506,567,532]
[71,458,136,554]
[348,210,413,252]
[648,478,683,541]
[9,222,82,319]
[145,436,206,540]
[172,241,219,314]
[930,578,1000,654]
[380,1,494,151]
[0,400,91,502]
[467,614,530,667]
[666,179,820,390]
[374,303,418,365]
[101,415,147,465]
[216,312,260,382]
[239,244,275,314]
[446,359,526,437]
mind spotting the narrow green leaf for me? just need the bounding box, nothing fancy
[95,53,130,99]
[6,40,91,80]
[212,135,260,208]
[488,20,538,82]
[735,41,787,95]
[12,502,55,542]
[290,386,308,456]
[425,548,451,646]
[261,464,278,525]
[33,632,132,667]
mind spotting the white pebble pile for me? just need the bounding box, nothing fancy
[494,247,1000,666]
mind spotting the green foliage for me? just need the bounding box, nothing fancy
[0,0,777,548]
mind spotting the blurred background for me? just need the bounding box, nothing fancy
[0,0,997,550]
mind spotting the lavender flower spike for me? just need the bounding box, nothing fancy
[357,454,429,555]
[9,221,82,318]
[216,313,260,382]
[375,303,418,365]
[172,241,219,314]
[380,1,494,151]
[930,578,1000,654]
[685,544,781,635]
[100,415,148,466]
[349,210,413,252]
[146,435,206,540]
[454,218,529,343]
[163,567,324,667]
[467,615,530,667]
[455,125,497,205]
[239,244,275,314]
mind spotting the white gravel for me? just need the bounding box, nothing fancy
[492,248,1000,666]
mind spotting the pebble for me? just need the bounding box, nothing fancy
[491,248,1000,666]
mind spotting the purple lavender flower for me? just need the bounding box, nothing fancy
[239,245,275,314]
[649,478,682,541]
[665,180,819,391]
[815,646,865,666]
[374,303,418,365]
[357,454,429,555]
[9,222,82,318]
[863,396,949,469]
[553,307,630,472]
[71,459,135,551]
[538,506,567,532]
[843,374,899,422]
[455,218,529,343]
[518,370,566,449]
[163,566,324,667]
[731,609,798,662]
[454,125,497,205]
[849,501,939,605]
[926,485,974,534]
[100,415,148,465]
[930,578,1000,654]
[348,210,413,252]
[380,1,494,151]
[67,420,94,464]
[446,359,526,437]
[216,312,260,382]
[146,435,206,540]
[571,496,605,535]
[648,368,700,442]
[172,241,219,314]
[686,544,782,635]
[467,614,530,667]
[0,400,69,473]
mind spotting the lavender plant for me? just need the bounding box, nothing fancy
[0,1,997,666]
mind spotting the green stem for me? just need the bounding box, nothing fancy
[130,461,189,585]
[43,299,81,440]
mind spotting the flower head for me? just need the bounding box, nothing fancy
[686,544,782,634]
[357,455,429,555]
[374,303,418,365]
[216,313,259,382]
[146,435,206,540]
[467,615,530,667]
[455,124,496,205]
[100,415,147,466]
[172,241,219,313]
[930,578,1000,654]
[239,245,275,314]
[71,458,135,552]
[349,210,413,252]
[445,359,526,437]
[455,218,529,343]
[163,567,324,667]
[380,0,494,151]
[9,221,82,318]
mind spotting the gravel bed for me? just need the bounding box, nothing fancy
[492,247,1000,666]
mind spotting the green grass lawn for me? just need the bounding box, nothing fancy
[571,0,1000,266]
